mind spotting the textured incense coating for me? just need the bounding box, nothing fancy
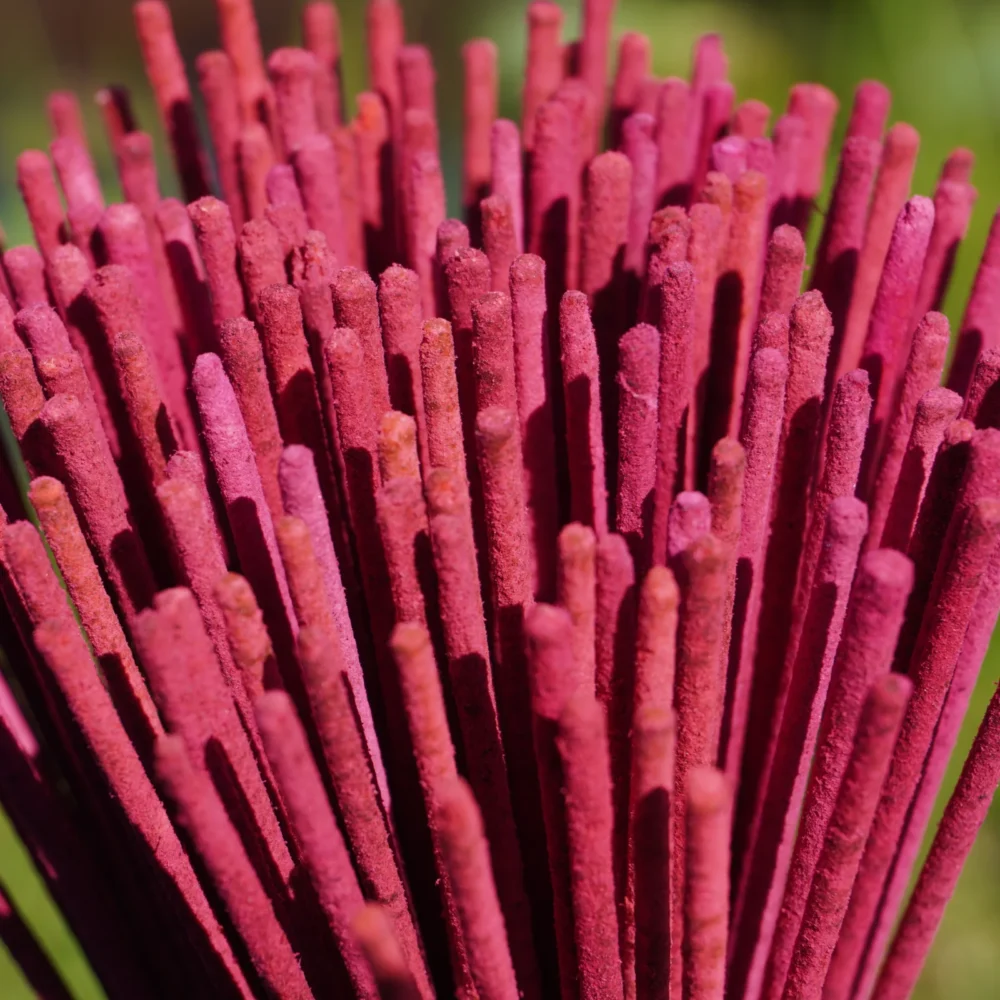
[133,1,210,202]
[214,315,284,521]
[302,2,342,130]
[51,136,103,263]
[728,498,868,1000]
[880,387,964,553]
[39,393,155,620]
[781,674,911,1000]
[667,493,712,565]
[651,263,695,566]
[471,290,519,416]
[239,124,277,220]
[389,623,475,997]
[332,266,392,419]
[913,176,975,323]
[825,498,1000,1000]
[872,679,1000,1000]
[134,589,293,886]
[196,50,245,228]
[743,291,834,809]
[721,348,788,781]
[760,549,914,1000]
[188,197,246,327]
[0,348,46,466]
[509,253,559,596]
[865,311,951,545]
[949,207,1000,395]
[560,290,608,536]
[616,323,659,570]
[32,620,252,998]
[192,353,296,663]
[16,151,64,261]
[621,112,657,276]
[859,196,936,443]
[154,734,310,1000]
[522,2,564,151]
[481,195,518,294]
[5,247,48,309]
[293,134,346,264]
[296,625,433,997]
[609,32,651,146]
[839,124,921,378]
[256,691,377,1000]
[685,768,731,1000]
[461,38,498,228]
[812,137,881,340]
[435,776,521,1000]
[268,47,319,154]
[353,904,423,1000]
[237,219,286,318]
[758,225,806,321]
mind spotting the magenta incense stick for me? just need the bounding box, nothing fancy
[0,4,999,999]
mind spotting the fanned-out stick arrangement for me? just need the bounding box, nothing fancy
[0,1,999,998]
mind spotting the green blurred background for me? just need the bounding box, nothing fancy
[0,0,998,997]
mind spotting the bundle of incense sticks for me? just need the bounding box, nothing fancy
[1,1,999,998]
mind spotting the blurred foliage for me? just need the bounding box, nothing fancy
[0,1,998,997]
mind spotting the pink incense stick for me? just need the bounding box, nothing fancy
[332,266,392,419]
[425,469,541,997]
[529,97,574,297]
[214,572,275,703]
[293,134,347,264]
[461,39,498,239]
[871,677,1000,1000]
[728,497,869,1000]
[838,124,921,380]
[46,91,85,144]
[490,120,524,254]
[864,311,950,547]
[560,290,608,536]
[844,79,890,141]
[154,734,311,1000]
[912,177,976,324]
[621,112,657,278]
[823,498,1000,1000]
[858,196,935,458]
[302,2,342,131]
[191,352,297,656]
[389,623,475,998]
[378,264,429,466]
[962,346,1000,427]
[811,136,881,340]
[732,99,771,139]
[16,151,64,262]
[667,492,712,566]
[758,225,806,321]
[188,196,247,327]
[557,523,597,691]
[720,348,788,782]
[780,673,911,1000]
[133,2,211,202]
[522,3,564,151]
[691,81,735,198]
[332,128,366,269]
[435,775,522,1000]
[481,195,519,294]
[353,92,394,272]
[615,322,659,571]
[785,83,838,235]
[739,292,833,802]
[352,904,423,1000]
[630,702,674,1000]
[471,289,519,416]
[51,136,103,264]
[239,124,277,220]
[947,207,1000,396]
[555,690,625,1000]
[255,691,378,1000]
[0,348,45,470]
[215,0,271,130]
[759,549,914,1000]
[655,77,692,207]
[684,767,731,1000]
[38,393,155,619]
[197,51,246,229]
[216,316,285,521]
[4,247,48,309]
[238,219,286,318]
[406,146,447,320]
[650,262,695,566]
[27,474,161,748]
[420,318,470,490]
[879,387,964,553]
[32,620,252,998]
[295,623,433,998]
[268,48,320,155]
[134,588,293,884]
[610,32,651,148]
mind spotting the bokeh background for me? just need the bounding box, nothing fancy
[0,0,998,997]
